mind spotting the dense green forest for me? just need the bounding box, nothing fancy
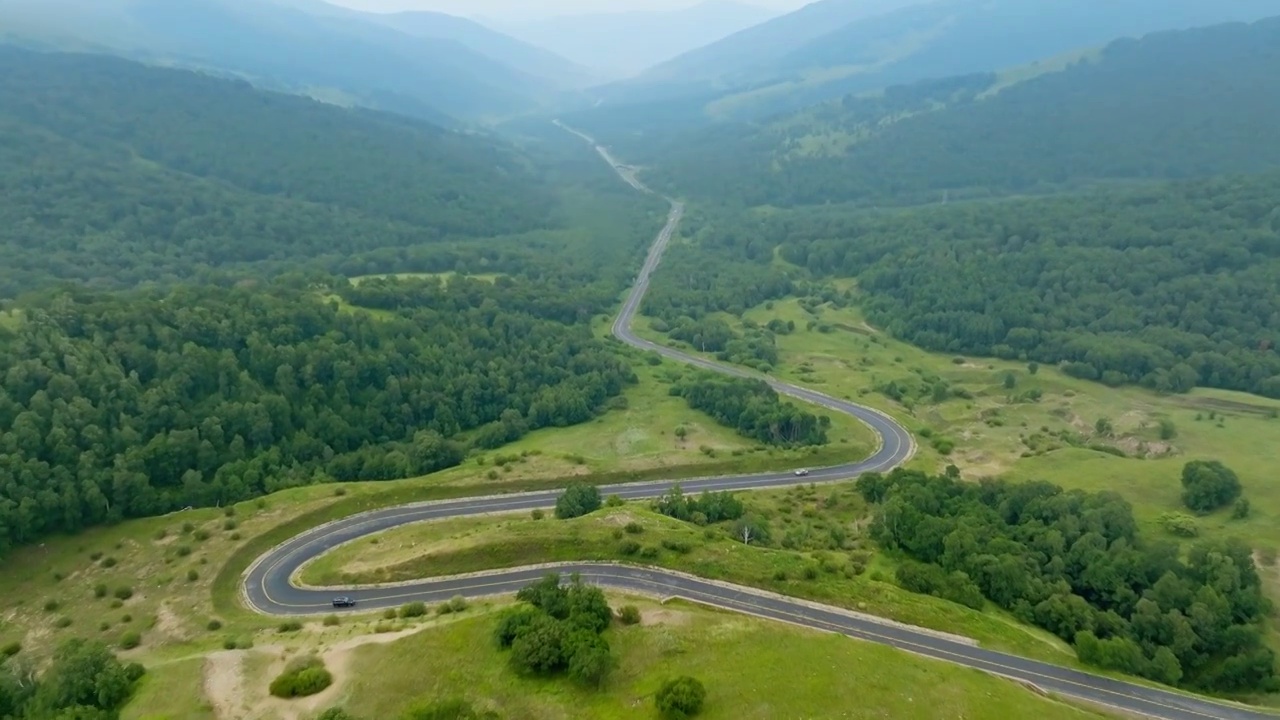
[0,638,144,719]
[625,17,1280,207]
[670,374,829,447]
[643,172,1280,398]
[860,469,1275,693]
[0,276,639,556]
[0,46,564,297]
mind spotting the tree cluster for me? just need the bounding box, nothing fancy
[0,639,143,720]
[670,374,829,447]
[1180,461,1244,514]
[495,575,616,688]
[859,469,1275,692]
[0,278,635,557]
[554,483,603,520]
[652,485,745,525]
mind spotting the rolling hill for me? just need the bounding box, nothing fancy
[0,0,579,122]
[584,0,1280,125]
[620,16,1280,207]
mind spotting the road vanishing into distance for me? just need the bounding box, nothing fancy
[242,124,1272,720]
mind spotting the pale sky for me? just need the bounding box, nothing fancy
[328,0,812,22]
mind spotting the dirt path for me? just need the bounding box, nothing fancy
[204,650,247,720]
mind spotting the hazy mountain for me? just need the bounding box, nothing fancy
[487,0,779,79]
[593,0,1280,119]
[624,16,1280,207]
[0,0,572,122]
[368,11,598,89]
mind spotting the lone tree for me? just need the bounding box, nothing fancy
[1180,460,1243,513]
[655,676,707,719]
[555,482,602,519]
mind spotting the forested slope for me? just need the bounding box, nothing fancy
[0,49,671,557]
[635,17,1280,206]
[647,172,1280,398]
[0,46,557,297]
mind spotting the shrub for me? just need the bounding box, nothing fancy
[1,642,20,658]
[176,545,192,557]
[323,615,340,627]
[316,709,358,720]
[269,656,333,698]
[223,519,238,531]
[101,557,118,568]
[554,482,602,519]
[617,605,642,625]
[382,608,397,620]
[530,509,545,520]
[207,619,223,631]
[619,540,641,556]
[638,545,660,559]
[223,506,236,517]
[399,602,427,619]
[54,617,72,628]
[277,620,303,633]
[194,529,210,541]
[43,600,59,612]
[623,521,644,535]
[93,583,109,599]
[114,586,134,600]
[448,595,468,613]
[121,614,133,623]
[606,494,625,507]
[119,631,142,650]
[661,539,692,554]
[655,676,706,719]
[187,569,200,582]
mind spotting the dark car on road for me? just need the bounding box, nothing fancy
[332,596,356,608]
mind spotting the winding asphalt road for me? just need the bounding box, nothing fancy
[240,125,1273,720]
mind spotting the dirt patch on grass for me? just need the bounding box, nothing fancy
[204,650,247,720]
[640,608,693,627]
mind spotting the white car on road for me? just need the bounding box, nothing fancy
[794,468,810,476]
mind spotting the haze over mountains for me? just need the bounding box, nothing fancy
[0,0,589,123]
[579,0,1280,126]
[483,1,779,79]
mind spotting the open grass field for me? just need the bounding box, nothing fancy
[114,595,1120,720]
[295,494,1075,667]
[637,294,1280,555]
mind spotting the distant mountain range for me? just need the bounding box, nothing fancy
[620,15,1280,207]
[0,0,592,124]
[586,0,1280,122]
[484,1,779,79]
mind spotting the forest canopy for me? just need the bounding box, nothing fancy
[0,276,637,556]
[860,468,1276,693]
[0,46,572,297]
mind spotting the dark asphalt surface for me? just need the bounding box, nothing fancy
[240,126,1273,720]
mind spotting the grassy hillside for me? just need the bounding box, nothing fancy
[630,17,1280,206]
